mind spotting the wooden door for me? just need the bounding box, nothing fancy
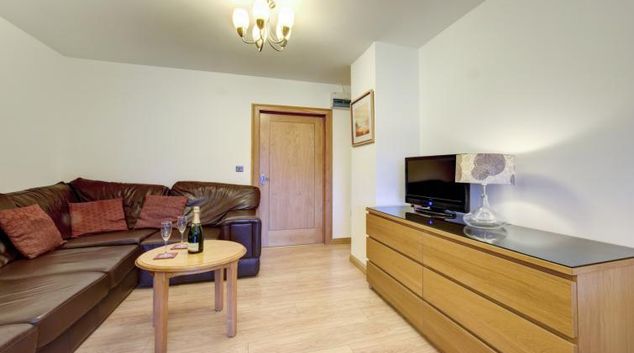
[255,109,329,247]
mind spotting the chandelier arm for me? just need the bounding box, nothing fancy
[266,21,288,45]
[241,36,257,45]
[267,38,286,51]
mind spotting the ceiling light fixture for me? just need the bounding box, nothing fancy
[232,0,294,52]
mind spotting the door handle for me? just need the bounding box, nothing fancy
[259,174,269,185]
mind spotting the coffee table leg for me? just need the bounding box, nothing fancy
[214,268,224,311]
[154,272,169,353]
[151,272,156,327]
[226,261,238,337]
[153,284,156,327]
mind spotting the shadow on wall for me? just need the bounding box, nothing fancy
[487,173,590,236]
[480,113,634,245]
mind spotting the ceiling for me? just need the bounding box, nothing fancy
[0,0,483,84]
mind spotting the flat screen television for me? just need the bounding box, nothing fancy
[405,155,470,216]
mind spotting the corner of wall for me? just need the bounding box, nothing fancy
[349,42,421,262]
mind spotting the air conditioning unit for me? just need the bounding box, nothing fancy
[331,91,351,109]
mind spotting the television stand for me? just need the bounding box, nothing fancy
[412,205,457,219]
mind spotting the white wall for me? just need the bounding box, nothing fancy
[350,44,377,261]
[350,43,420,262]
[419,0,634,247]
[63,59,341,185]
[374,43,420,206]
[62,59,350,238]
[0,18,351,239]
[0,18,68,192]
[332,107,352,239]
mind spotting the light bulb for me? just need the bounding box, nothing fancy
[276,23,291,40]
[277,7,294,28]
[252,0,270,23]
[232,8,249,30]
[252,26,262,41]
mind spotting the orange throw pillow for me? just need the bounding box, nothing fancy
[69,198,128,237]
[135,195,188,229]
[0,204,65,259]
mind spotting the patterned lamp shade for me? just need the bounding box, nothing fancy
[455,153,515,185]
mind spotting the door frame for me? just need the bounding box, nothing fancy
[251,103,333,245]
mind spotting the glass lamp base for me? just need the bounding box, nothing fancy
[464,226,507,243]
[463,205,506,229]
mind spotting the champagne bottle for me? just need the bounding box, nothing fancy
[187,206,204,254]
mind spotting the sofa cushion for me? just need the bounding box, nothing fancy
[61,229,156,249]
[69,199,128,237]
[0,245,140,289]
[0,272,109,348]
[170,181,259,226]
[135,195,187,229]
[69,178,169,229]
[0,205,65,259]
[4,183,77,239]
[0,195,18,268]
[0,324,37,353]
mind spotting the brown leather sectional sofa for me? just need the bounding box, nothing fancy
[0,178,261,353]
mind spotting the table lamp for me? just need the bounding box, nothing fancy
[455,153,515,229]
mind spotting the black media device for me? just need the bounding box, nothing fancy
[405,155,470,218]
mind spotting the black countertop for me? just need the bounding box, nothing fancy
[369,206,634,268]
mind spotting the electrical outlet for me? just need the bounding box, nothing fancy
[235,165,244,173]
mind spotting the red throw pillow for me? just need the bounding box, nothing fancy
[135,195,188,229]
[0,204,65,259]
[69,198,128,237]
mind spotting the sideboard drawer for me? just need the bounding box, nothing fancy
[422,233,576,338]
[367,262,423,332]
[423,268,576,353]
[366,213,423,263]
[367,237,423,296]
[421,300,496,353]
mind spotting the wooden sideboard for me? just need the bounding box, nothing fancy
[366,207,634,353]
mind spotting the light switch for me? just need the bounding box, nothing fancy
[235,165,244,172]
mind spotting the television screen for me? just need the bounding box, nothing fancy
[405,155,469,213]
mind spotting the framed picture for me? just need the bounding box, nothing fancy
[350,90,375,147]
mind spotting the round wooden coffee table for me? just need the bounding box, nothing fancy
[135,240,246,353]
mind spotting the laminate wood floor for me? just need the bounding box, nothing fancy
[77,244,438,353]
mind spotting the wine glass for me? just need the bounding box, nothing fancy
[177,215,187,245]
[160,220,172,254]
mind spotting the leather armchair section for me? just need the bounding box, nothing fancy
[0,195,18,268]
[170,181,260,226]
[0,194,15,210]
[0,272,109,348]
[219,215,261,278]
[0,324,37,353]
[219,215,262,258]
[0,235,16,270]
[69,178,169,229]
[3,183,77,239]
[0,245,140,289]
